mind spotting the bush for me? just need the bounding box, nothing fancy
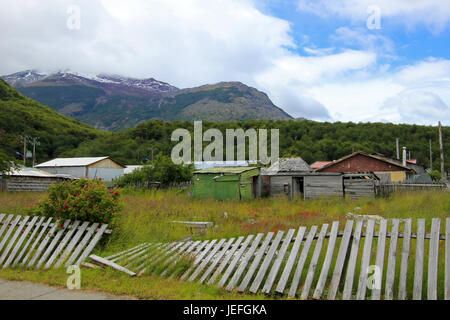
[30,178,122,229]
[429,170,442,181]
[116,154,193,188]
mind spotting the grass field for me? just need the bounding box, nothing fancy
[0,189,448,300]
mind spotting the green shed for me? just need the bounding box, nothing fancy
[192,167,260,200]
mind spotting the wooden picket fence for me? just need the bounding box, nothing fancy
[91,217,450,300]
[0,213,110,269]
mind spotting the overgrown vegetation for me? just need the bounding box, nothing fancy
[28,178,122,229]
[0,189,448,299]
[116,154,194,188]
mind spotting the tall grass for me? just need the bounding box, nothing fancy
[0,189,448,299]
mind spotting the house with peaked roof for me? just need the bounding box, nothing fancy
[260,157,344,200]
[35,157,125,182]
[317,151,413,182]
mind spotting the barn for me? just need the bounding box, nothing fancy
[35,157,125,182]
[317,151,414,182]
[192,167,260,200]
[0,166,74,192]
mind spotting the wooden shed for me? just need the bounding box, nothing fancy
[192,167,260,200]
[0,166,74,192]
[261,157,345,200]
[35,157,125,182]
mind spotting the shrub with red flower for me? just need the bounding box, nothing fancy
[29,178,122,229]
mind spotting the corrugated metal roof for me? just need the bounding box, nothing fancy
[310,161,333,169]
[35,157,109,168]
[4,166,75,179]
[194,166,259,174]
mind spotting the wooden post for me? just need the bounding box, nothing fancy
[439,121,445,180]
[430,139,433,170]
[23,136,26,166]
[396,138,399,160]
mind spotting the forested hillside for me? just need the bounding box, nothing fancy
[0,79,104,166]
[62,119,449,171]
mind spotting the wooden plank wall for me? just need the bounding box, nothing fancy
[304,175,343,199]
[0,213,110,269]
[94,217,449,300]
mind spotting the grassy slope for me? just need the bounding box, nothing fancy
[0,190,448,299]
[0,79,105,162]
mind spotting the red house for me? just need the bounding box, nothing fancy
[317,151,413,182]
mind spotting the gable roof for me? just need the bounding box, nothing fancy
[317,151,413,172]
[194,166,259,175]
[35,157,125,168]
[310,161,333,170]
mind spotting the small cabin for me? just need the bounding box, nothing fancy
[192,167,260,200]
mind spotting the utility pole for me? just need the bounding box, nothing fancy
[23,136,27,166]
[429,139,433,170]
[396,138,399,160]
[438,121,445,180]
[32,137,39,167]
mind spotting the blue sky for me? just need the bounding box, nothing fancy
[0,0,449,125]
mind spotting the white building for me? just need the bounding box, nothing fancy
[35,157,125,182]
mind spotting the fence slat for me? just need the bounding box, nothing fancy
[53,221,90,268]
[181,239,217,281]
[288,225,318,298]
[238,233,274,292]
[0,215,14,242]
[385,219,400,300]
[3,216,39,268]
[398,219,412,300]
[36,220,72,269]
[249,230,284,293]
[0,215,22,254]
[313,221,339,299]
[220,235,256,289]
[208,236,244,285]
[64,223,98,267]
[342,220,363,300]
[190,239,226,282]
[446,218,450,300]
[28,218,58,267]
[427,218,440,300]
[262,229,296,294]
[17,217,49,266]
[301,224,329,299]
[0,216,30,266]
[356,220,375,300]
[327,220,353,300]
[226,234,263,291]
[372,219,387,300]
[200,238,235,284]
[413,219,425,300]
[275,227,306,294]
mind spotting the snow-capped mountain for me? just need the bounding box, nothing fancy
[1,70,292,131]
[2,70,179,94]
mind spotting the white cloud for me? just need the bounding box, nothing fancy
[0,0,449,125]
[297,0,450,32]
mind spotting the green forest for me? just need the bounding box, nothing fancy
[63,119,450,172]
[0,78,449,173]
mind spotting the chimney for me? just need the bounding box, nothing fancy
[402,147,407,166]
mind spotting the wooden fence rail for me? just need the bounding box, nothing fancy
[91,217,450,300]
[0,213,110,269]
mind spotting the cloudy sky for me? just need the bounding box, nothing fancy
[1,0,449,125]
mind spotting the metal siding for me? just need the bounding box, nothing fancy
[39,166,86,178]
[87,168,124,181]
